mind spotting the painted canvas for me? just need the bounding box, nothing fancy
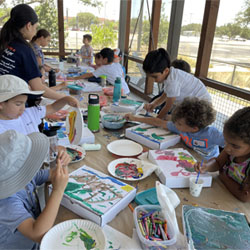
[52,165,136,226]
[148,148,212,188]
[182,205,250,250]
[125,123,180,149]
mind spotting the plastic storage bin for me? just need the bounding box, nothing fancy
[133,205,177,249]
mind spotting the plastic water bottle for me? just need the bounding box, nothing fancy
[49,69,56,87]
[87,94,100,132]
[100,75,107,87]
[113,77,121,103]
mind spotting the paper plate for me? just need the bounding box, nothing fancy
[107,139,143,157]
[66,108,83,145]
[66,145,86,163]
[108,158,157,181]
[40,219,106,250]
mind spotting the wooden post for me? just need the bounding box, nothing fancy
[57,0,65,59]
[195,0,220,78]
[124,0,131,71]
[145,0,162,95]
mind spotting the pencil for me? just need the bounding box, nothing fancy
[128,203,134,212]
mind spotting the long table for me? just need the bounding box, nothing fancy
[51,96,250,239]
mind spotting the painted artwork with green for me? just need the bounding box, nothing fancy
[183,205,250,249]
[64,166,134,215]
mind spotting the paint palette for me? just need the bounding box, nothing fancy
[108,158,157,181]
[40,219,106,250]
[66,145,86,163]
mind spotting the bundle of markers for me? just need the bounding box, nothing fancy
[137,209,170,241]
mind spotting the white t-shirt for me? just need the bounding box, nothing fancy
[93,63,130,94]
[163,67,211,103]
[0,106,46,135]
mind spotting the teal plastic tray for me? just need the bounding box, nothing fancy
[135,187,159,205]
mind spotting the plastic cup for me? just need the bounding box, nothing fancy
[189,177,204,197]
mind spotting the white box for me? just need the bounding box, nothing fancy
[49,165,136,227]
[125,123,180,149]
[148,148,212,188]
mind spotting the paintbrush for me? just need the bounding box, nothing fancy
[195,160,203,184]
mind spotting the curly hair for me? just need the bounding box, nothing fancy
[224,107,250,145]
[171,97,216,130]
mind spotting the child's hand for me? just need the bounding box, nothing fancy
[58,81,68,90]
[144,103,154,112]
[50,154,69,193]
[124,113,135,121]
[58,149,71,166]
[66,96,80,108]
[194,161,208,174]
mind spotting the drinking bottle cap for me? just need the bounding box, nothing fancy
[43,126,61,137]
[115,77,121,83]
[88,94,99,104]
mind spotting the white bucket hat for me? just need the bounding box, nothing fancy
[0,130,49,199]
[0,74,44,102]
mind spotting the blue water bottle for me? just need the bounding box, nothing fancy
[113,77,121,103]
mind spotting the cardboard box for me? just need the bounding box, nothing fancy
[125,123,180,149]
[49,165,136,227]
[148,148,212,188]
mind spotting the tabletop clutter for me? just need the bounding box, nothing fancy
[40,63,250,249]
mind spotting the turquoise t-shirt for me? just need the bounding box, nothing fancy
[167,121,225,160]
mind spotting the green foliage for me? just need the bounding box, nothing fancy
[77,12,99,31]
[181,23,202,36]
[216,23,242,38]
[34,0,59,48]
[91,23,116,49]
[78,0,102,8]
[68,17,76,28]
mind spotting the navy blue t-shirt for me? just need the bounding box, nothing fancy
[0,40,42,83]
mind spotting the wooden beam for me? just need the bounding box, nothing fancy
[145,0,162,95]
[148,0,162,51]
[57,0,65,60]
[124,0,131,71]
[195,0,220,78]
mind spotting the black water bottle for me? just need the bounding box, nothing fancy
[49,69,56,87]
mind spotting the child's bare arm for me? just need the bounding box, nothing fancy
[17,153,69,243]
[219,171,250,202]
[67,72,93,80]
[157,97,176,119]
[46,96,79,115]
[144,93,167,112]
[194,149,229,173]
[124,114,168,129]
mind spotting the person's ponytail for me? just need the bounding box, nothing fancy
[0,4,38,55]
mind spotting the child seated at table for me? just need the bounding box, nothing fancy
[68,48,130,95]
[125,97,224,161]
[0,74,79,134]
[90,52,102,70]
[143,48,211,119]
[195,107,250,202]
[0,130,69,249]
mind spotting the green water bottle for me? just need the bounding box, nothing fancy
[88,94,100,132]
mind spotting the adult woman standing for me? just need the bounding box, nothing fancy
[0,4,65,100]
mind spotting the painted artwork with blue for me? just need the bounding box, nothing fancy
[182,205,250,249]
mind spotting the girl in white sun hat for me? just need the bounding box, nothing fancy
[0,130,69,249]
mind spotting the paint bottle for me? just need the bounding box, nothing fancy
[87,94,100,132]
[113,77,121,103]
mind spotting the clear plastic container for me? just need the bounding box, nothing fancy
[133,205,177,249]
